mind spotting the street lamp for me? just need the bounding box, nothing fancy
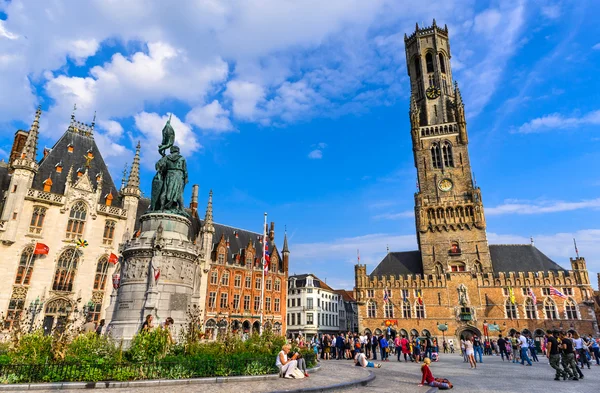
[437,322,448,343]
[27,297,44,333]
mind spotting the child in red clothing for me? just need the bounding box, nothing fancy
[418,358,452,389]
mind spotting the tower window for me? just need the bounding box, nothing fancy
[29,206,47,234]
[431,144,442,169]
[93,256,109,290]
[442,142,454,167]
[52,248,80,292]
[439,53,446,74]
[426,53,434,73]
[414,57,421,79]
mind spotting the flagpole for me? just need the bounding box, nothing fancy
[22,243,36,283]
[61,244,80,290]
[260,212,267,335]
[573,238,579,258]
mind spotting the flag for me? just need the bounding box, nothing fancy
[508,287,515,304]
[154,268,161,282]
[383,288,389,304]
[76,238,88,248]
[34,243,49,255]
[402,289,407,302]
[108,253,119,264]
[417,289,423,305]
[549,286,567,299]
[263,240,270,273]
[528,288,537,304]
[357,249,360,263]
[573,238,579,258]
[134,228,141,238]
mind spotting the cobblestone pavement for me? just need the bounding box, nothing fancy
[30,353,600,392]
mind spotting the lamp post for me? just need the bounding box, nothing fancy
[437,322,448,343]
[27,297,44,333]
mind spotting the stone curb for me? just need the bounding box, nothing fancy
[270,369,375,393]
[0,365,322,391]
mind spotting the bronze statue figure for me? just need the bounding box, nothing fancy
[158,114,175,157]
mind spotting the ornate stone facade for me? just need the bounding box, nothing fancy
[354,21,599,343]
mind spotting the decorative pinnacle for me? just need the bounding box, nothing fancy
[125,141,141,189]
[91,111,96,128]
[204,190,214,226]
[120,162,128,191]
[282,229,290,254]
[21,105,42,162]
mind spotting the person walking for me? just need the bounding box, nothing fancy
[380,335,389,361]
[465,336,476,369]
[371,334,379,360]
[497,335,507,361]
[528,335,539,362]
[572,331,590,369]
[473,335,483,363]
[559,331,580,380]
[443,340,448,354]
[394,335,402,361]
[588,335,600,365]
[545,330,568,381]
[449,341,455,354]
[516,332,532,366]
[412,337,421,363]
[460,338,467,362]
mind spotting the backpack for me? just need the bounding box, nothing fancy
[291,367,305,379]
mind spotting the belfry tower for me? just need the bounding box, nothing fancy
[405,21,491,274]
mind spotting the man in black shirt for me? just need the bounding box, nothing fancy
[546,330,567,381]
[558,331,578,380]
[497,335,507,361]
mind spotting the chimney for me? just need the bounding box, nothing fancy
[190,184,199,215]
[269,222,275,241]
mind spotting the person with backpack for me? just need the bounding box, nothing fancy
[497,335,507,361]
[371,334,379,360]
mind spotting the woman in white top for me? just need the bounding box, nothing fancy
[464,337,476,369]
[354,348,381,368]
[571,332,591,369]
[276,344,299,378]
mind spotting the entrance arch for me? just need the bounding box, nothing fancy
[457,326,482,340]
[252,320,260,333]
[43,298,73,335]
[242,320,251,333]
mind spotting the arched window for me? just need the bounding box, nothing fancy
[93,256,109,290]
[438,53,446,73]
[102,220,116,245]
[414,57,421,79]
[384,302,394,318]
[431,144,442,168]
[367,301,376,318]
[426,53,434,73]
[473,262,483,273]
[525,298,537,319]
[565,299,578,319]
[221,271,229,286]
[402,300,412,318]
[415,301,425,319]
[442,142,454,167]
[15,246,36,285]
[544,298,558,320]
[434,262,444,275]
[52,248,80,292]
[29,206,46,234]
[505,299,517,319]
[66,201,87,239]
[450,263,465,272]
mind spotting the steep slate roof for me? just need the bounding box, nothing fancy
[369,251,423,278]
[290,273,334,291]
[489,244,566,273]
[0,162,10,194]
[334,289,357,302]
[32,128,122,207]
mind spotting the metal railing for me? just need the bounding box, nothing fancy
[0,353,317,384]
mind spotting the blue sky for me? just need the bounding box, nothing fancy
[1,0,600,290]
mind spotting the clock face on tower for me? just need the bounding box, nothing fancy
[426,86,441,100]
[438,178,453,192]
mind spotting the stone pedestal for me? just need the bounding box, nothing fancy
[107,213,200,343]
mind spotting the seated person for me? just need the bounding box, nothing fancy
[289,349,309,377]
[419,358,452,389]
[354,348,381,368]
[276,344,299,378]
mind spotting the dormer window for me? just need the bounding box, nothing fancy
[76,168,83,177]
[105,192,113,206]
[67,143,74,153]
[43,177,52,192]
[86,149,94,159]
[55,162,63,173]
[307,277,313,287]
[217,252,225,264]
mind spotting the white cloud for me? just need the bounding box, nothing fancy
[224,80,266,120]
[541,5,561,19]
[98,120,124,137]
[134,112,201,167]
[186,100,234,133]
[66,39,100,66]
[486,198,600,216]
[0,21,18,40]
[516,110,600,133]
[593,43,600,50]
[373,211,414,220]
[308,149,323,159]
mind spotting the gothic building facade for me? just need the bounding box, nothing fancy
[0,109,288,336]
[354,21,598,342]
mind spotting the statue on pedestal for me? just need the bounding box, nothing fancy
[150,119,189,216]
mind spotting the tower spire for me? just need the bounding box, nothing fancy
[204,190,214,231]
[21,105,42,162]
[120,162,128,191]
[121,142,141,198]
[282,228,289,254]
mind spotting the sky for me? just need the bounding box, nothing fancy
[1,0,600,290]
